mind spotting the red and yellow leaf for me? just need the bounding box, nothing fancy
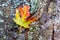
[13,5,37,28]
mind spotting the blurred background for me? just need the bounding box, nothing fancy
[0,0,60,40]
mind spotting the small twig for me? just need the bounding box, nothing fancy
[52,28,54,40]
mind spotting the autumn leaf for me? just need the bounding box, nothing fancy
[13,5,37,28]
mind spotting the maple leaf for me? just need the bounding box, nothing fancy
[13,5,37,28]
